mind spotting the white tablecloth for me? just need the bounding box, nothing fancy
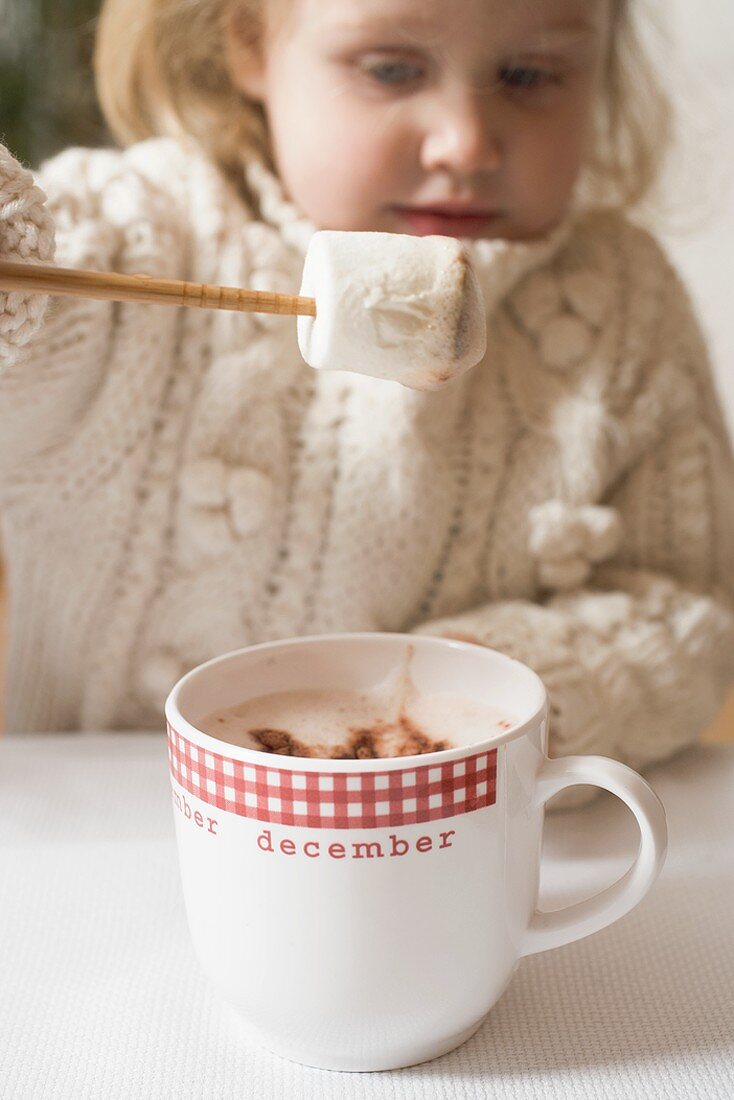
[1,734,732,1099]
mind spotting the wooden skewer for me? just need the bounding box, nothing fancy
[0,259,317,317]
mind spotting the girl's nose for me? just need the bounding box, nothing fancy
[420,90,502,178]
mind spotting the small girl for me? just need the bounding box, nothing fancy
[1,0,733,796]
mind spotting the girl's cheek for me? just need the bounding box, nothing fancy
[501,125,584,236]
[319,113,407,210]
[533,110,587,176]
[283,128,380,228]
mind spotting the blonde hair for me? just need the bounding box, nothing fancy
[94,0,673,213]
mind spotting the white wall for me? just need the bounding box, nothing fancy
[653,0,734,434]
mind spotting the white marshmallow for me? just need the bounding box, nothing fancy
[297,231,487,391]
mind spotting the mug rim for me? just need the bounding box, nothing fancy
[164,632,548,771]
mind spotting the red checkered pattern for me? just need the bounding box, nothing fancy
[167,723,497,829]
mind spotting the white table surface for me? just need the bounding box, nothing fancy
[1,734,732,1099]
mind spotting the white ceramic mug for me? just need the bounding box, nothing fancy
[165,633,667,1073]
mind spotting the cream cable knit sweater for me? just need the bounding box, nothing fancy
[1,138,734,789]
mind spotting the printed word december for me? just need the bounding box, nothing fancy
[256,827,456,860]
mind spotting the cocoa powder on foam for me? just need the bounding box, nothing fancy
[248,713,451,760]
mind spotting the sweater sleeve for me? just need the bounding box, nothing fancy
[0,141,186,473]
[414,267,734,803]
[0,145,55,362]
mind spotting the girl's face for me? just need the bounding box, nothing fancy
[228,0,610,240]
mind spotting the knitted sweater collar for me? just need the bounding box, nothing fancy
[244,158,576,310]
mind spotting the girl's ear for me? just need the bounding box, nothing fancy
[224,7,267,100]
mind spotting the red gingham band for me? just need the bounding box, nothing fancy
[168,723,497,830]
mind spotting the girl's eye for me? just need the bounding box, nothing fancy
[499,65,558,91]
[359,57,425,87]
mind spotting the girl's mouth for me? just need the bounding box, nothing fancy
[391,205,501,238]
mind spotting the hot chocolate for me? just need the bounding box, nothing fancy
[199,649,515,759]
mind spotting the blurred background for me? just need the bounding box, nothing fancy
[0,0,732,736]
[0,0,109,164]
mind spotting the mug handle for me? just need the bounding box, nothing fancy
[519,755,668,957]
